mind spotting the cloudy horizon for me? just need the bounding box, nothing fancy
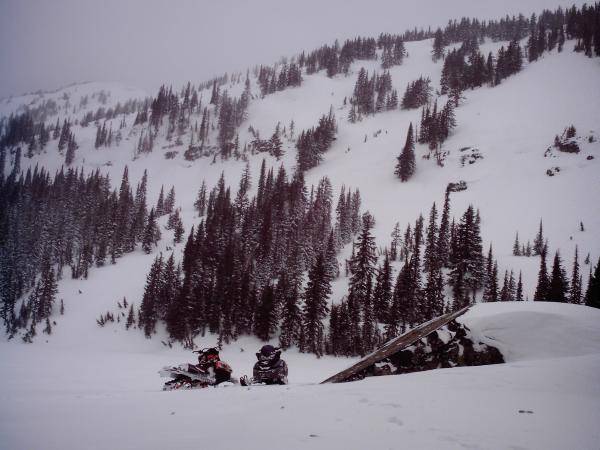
[0,0,587,98]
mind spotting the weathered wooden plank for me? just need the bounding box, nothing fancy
[321,306,471,384]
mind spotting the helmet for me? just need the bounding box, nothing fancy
[197,347,220,365]
[256,345,281,365]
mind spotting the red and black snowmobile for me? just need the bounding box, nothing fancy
[159,348,234,390]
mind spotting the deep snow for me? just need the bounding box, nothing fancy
[1,302,599,450]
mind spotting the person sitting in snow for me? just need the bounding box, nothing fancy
[195,347,233,385]
[240,345,288,386]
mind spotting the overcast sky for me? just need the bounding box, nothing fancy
[0,0,586,98]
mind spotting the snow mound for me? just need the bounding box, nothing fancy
[461,302,600,362]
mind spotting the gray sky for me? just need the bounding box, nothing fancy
[0,0,585,98]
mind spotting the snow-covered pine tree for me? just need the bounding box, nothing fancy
[139,254,163,337]
[533,219,545,256]
[533,246,550,301]
[395,122,416,182]
[569,246,582,304]
[549,251,569,302]
[255,285,277,342]
[142,208,160,254]
[584,258,600,308]
[302,253,332,356]
[372,252,392,323]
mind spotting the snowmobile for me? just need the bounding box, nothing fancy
[240,345,288,386]
[160,347,234,390]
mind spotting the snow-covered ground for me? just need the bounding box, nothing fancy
[1,302,599,450]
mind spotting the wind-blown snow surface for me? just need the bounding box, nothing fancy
[1,302,599,450]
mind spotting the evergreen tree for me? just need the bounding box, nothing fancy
[390,222,402,261]
[533,247,550,301]
[279,285,301,349]
[155,186,165,217]
[432,28,445,61]
[302,253,331,356]
[142,208,161,253]
[372,252,392,322]
[194,181,207,216]
[65,134,77,166]
[533,219,545,255]
[163,186,176,215]
[347,213,377,354]
[43,317,52,335]
[516,271,524,301]
[139,254,163,337]
[569,246,582,304]
[549,251,569,302]
[437,191,451,267]
[512,232,521,256]
[584,258,600,308]
[395,123,416,181]
[37,261,58,321]
[126,304,135,329]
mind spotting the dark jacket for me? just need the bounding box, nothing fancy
[252,359,288,385]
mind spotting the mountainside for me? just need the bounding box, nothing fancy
[3,38,599,306]
[1,5,600,449]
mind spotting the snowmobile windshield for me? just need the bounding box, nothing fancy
[256,346,281,364]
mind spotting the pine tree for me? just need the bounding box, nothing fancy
[194,181,207,216]
[43,317,52,335]
[516,271,524,301]
[255,285,277,341]
[37,261,58,320]
[584,258,600,308]
[533,220,545,255]
[302,253,331,356]
[173,215,185,244]
[347,213,377,354]
[139,254,163,337]
[437,191,451,267]
[569,246,582,304]
[372,252,392,323]
[65,134,77,166]
[512,232,521,256]
[142,208,160,253]
[155,186,165,217]
[500,271,510,302]
[395,123,416,182]
[549,251,569,302]
[279,286,301,350]
[390,222,402,261]
[534,247,550,301]
[432,28,445,61]
[163,186,176,215]
[126,304,135,329]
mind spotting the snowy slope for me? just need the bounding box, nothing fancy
[0,81,148,122]
[1,302,599,450]
[3,39,598,303]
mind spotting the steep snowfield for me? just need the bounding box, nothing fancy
[1,302,599,450]
[5,40,599,302]
[0,81,148,121]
